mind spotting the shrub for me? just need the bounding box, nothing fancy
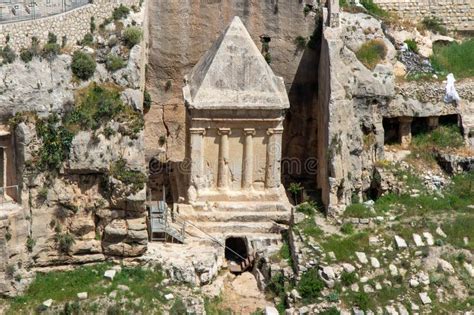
[296,201,316,216]
[122,26,143,48]
[113,4,130,20]
[319,307,340,315]
[90,17,96,33]
[105,54,126,72]
[360,0,389,18]
[55,232,75,254]
[42,43,60,58]
[288,182,303,204]
[36,114,74,171]
[81,33,94,46]
[20,49,33,63]
[264,52,272,64]
[110,158,147,192]
[169,297,187,315]
[404,39,419,53]
[298,269,325,302]
[26,236,35,252]
[351,292,370,310]
[1,45,16,64]
[5,230,12,241]
[327,292,339,302]
[431,39,474,79]
[71,51,96,80]
[340,271,357,286]
[356,39,387,70]
[421,16,447,35]
[143,89,152,111]
[340,222,354,234]
[48,32,58,44]
[295,36,307,50]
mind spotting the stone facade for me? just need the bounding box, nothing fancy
[176,17,291,245]
[0,0,139,51]
[373,0,473,31]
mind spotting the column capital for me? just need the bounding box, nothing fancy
[243,128,256,136]
[189,128,206,135]
[267,128,284,136]
[218,128,231,136]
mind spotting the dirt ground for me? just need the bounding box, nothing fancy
[220,272,270,314]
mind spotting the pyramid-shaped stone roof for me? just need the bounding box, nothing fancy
[183,17,290,110]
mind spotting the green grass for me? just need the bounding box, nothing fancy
[356,39,387,70]
[360,0,390,19]
[297,269,325,303]
[412,124,465,149]
[442,215,474,250]
[374,171,473,217]
[344,203,374,218]
[321,232,369,262]
[7,263,167,314]
[431,39,474,79]
[299,217,324,239]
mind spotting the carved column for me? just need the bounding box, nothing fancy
[242,128,255,189]
[217,128,231,190]
[427,116,439,130]
[189,128,205,188]
[265,128,283,189]
[398,117,413,148]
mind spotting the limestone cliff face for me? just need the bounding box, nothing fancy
[145,0,318,164]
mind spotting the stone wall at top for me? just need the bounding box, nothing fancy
[0,0,140,51]
[373,0,473,31]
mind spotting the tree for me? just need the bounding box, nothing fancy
[288,182,303,204]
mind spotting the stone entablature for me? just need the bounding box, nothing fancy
[373,0,473,31]
[0,0,139,51]
[182,17,290,205]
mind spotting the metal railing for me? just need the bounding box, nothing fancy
[0,0,91,24]
[0,184,19,207]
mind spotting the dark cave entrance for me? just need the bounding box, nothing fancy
[382,117,400,145]
[439,114,459,126]
[225,237,248,265]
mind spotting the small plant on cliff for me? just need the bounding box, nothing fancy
[294,36,307,51]
[55,232,75,254]
[71,51,96,80]
[90,16,96,33]
[105,54,126,72]
[42,32,61,59]
[356,39,387,70]
[26,236,35,252]
[113,4,130,20]
[123,26,143,48]
[404,39,419,54]
[36,114,74,171]
[421,16,447,35]
[81,33,94,46]
[20,49,34,63]
[288,182,303,204]
[110,158,147,192]
[1,45,16,64]
[143,89,152,112]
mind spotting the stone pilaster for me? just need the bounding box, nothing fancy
[427,116,439,130]
[189,128,206,188]
[399,117,413,148]
[265,128,283,189]
[242,128,255,189]
[217,128,231,190]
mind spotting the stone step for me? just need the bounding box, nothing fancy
[178,210,290,223]
[190,201,291,213]
[185,221,282,234]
